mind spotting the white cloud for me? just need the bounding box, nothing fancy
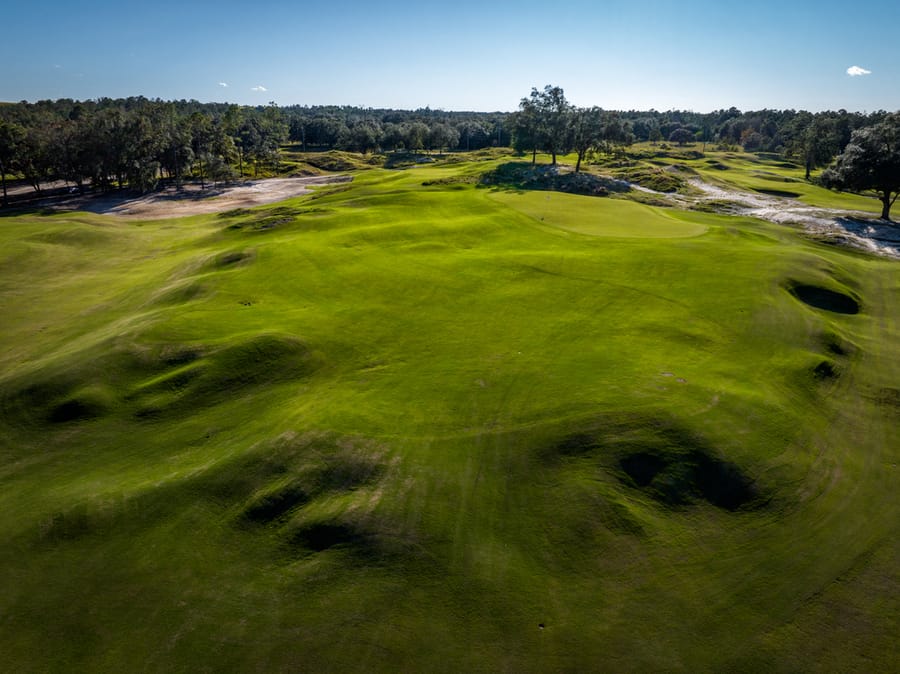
[251,85,268,92]
[218,82,228,87]
[847,65,872,77]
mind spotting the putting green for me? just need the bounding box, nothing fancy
[491,189,708,238]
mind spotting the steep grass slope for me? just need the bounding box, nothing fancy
[0,164,897,672]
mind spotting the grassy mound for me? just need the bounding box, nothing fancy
[301,150,380,172]
[0,157,897,672]
[480,161,631,195]
[490,189,707,238]
[612,165,688,192]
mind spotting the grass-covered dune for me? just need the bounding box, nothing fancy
[0,160,897,672]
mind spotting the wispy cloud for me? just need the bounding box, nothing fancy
[251,85,268,92]
[218,82,228,87]
[846,65,872,77]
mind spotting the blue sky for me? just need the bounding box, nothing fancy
[4,0,898,112]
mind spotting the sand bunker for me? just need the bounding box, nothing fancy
[48,175,351,220]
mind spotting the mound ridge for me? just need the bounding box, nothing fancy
[242,483,310,524]
[132,333,320,417]
[0,333,319,427]
[619,448,757,510]
[210,249,255,269]
[550,418,762,511]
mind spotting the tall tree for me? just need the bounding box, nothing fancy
[510,100,540,163]
[532,85,571,165]
[189,112,213,188]
[789,113,839,180]
[124,111,164,193]
[0,121,24,206]
[571,107,603,173]
[822,114,900,221]
[403,122,429,153]
[668,127,694,146]
[349,120,382,154]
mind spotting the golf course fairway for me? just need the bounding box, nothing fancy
[0,160,897,672]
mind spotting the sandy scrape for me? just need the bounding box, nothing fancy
[49,175,351,220]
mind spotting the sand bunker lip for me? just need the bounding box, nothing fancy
[44,175,352,220]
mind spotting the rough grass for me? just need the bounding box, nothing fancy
[677,150,886,213]
[0,158,897,673]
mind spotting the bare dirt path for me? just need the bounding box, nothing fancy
[43,175,351,220]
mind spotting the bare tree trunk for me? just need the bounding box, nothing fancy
[881,191,893,221]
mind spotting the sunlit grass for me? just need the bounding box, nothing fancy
[0,157,896,672]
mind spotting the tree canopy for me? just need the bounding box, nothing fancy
[822,114,900,221]
[0,94,895,203]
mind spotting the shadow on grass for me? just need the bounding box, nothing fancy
[787,282,860,315]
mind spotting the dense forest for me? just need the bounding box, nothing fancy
[0,91,893,203]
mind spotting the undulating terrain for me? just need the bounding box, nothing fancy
[0,150,897,672]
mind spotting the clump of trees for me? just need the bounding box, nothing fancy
[0,99,513,198]
[509,85,633,171]
[286,106,505,154]
[0,98,288,196]
[822,113,900,221]
[668,128,694,146]
[1,92,897,205]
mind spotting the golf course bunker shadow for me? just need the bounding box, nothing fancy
[822,332,850,357]
[546,418,761,511]
[619,452,666,487]
[619,447,758,511]
[288,520,387,560]
[788,283,859,315]
[292,522,361,551]
[242,483,309,524]
[754,188,801,198]
[813,360,839,380]
[314,455,385,492]
[47,396,108,423]
[210,249,255,269]
[554,433,600,457]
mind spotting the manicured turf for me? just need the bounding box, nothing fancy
[0,157,897,672]
[489,189,707,238]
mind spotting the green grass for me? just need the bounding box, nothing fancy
[571,143,886,216]
[0,160,897,672]
[489,189,707,238]
[654,148,885,214]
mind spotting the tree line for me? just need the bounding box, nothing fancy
[0,93,896,210]
[0,98,510,202]
[507,85,896,182]
[0,98,290,203]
